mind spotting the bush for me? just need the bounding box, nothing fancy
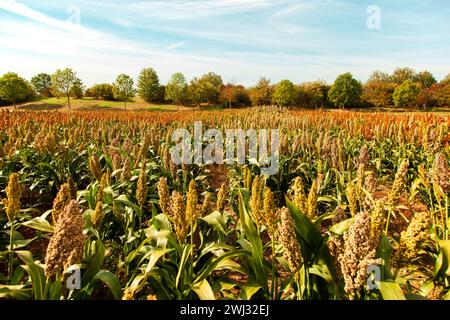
[329,73,363,109]
[393,80,420,108]
[272,80,297,107]
[87,84,115,101]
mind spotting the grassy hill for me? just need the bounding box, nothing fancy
[4,97,186,112]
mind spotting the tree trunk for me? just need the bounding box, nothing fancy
[67,94,71,109]
[229,100,232,109]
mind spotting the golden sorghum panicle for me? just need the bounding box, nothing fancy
[346,183,358,217]
[111,152,122,171]
[431,153,450,194]
[388,159,409,208]
[278,207,302,280]
[89,153,102,181]
[358,146,370,167]
[45,200,86,279]
[3,173,21,222]
[250,176,265,226]
[338,211,382,295]
[67,177,77,199]
[136,162,148,208]
[394,211,431,267]
[263,188,278,238]
[289,177,307,213]
[170,191,187,244]
[364,171,377,196]
[307,180,318,220]
[370,201,386,239]
[200,192,214,217]
[186,180,198,227]
[216,182,228,213]
[243,167,252,189]
[97,171,111,203]
[157,177,171,216]
[356,164,365,198]
[91,201,104,229]
[121,157,132,181]
[52,183,72,225]
[162,145,171,173]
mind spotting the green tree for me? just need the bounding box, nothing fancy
[328,73,363,109]
[87,84,115,100]
[188,72,223,106]
[138,68,160,103]
[272,80,297,107]
[157,85,166,103]
[113,74,136,109]
[31,73,52,98]
[416,71,437,88]
[390,67,417,85]
[433,83,450,107]
[297,81,329,109]
[0,72,30,109]
[51,68,78,108]
[249,77,273,106]
[362,80,396,109]
[440,73,450,86]
[367,70,391,83]
[393,80,420,108]
[70,78,84,99]
[165,73,188,108]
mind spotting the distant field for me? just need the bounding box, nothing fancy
[5,97,187,112]
[2,97,449,114]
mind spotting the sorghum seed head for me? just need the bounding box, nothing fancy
[289,177,307,214]
[171,191,187,244]
[388,159,409,208]
[52,183,72,225]
[346,183,358,217]
[431,153,450,194]
[45,200,86,279]
[157,177,171,216]
[3,173,21,223]
[278,207,302,279]
[307,180,318,220]
[394,211,431,267]
[121,157,132,181]
[263,188,278,237]
[91,201,104,229]
[338,211,382,294]
[200,192,215,217]
[89,153,102,181]
[186,180,198,226]
[216,182,228,213]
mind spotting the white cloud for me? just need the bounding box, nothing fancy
[126,0,286,20]
[165,42,186,50]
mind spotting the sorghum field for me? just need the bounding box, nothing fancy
[0,108,449,301]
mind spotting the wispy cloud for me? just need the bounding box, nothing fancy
[0,0,87,32]
[126,0,287,20]
[165,41,186,50]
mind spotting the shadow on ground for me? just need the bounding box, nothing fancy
[18,103,64,111]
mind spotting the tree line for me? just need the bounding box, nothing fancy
[0,67,449,110]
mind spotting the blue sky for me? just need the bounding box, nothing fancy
[0,0,449,86]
